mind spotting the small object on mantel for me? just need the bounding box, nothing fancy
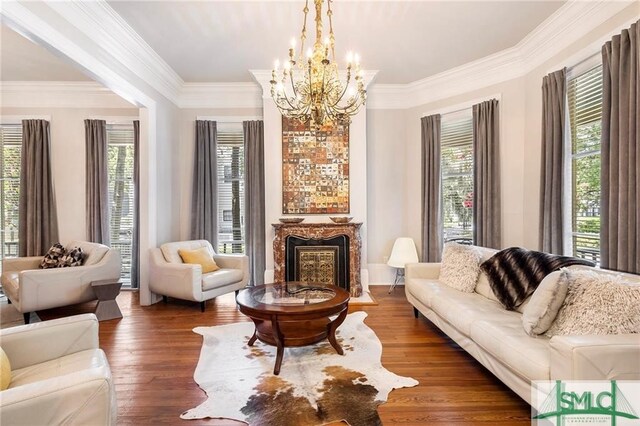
[329,217,353,224]
[279,217,305,224]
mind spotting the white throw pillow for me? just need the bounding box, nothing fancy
[439,243,482,292]
[521,270,566,335]
[546,269,640,337]
[475,272,500,302]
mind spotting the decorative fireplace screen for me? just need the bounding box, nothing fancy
[285,235,349,290]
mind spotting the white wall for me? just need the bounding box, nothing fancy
[385,4,639,273]
[0,106,139,244]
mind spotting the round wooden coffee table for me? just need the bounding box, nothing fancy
[236,282,350,375]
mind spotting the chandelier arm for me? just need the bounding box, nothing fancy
[288,69,298,97]
[328,75,352,108]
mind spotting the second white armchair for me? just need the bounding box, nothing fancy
[149,240,249,311]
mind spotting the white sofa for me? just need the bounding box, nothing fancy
[149,240,249,311]
[405,246,640,404]
[0,314,117,425]
[1,241,122,323]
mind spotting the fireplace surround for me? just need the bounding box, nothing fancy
[273,222,363,297]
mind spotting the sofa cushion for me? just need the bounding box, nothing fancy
[58,247,85,268]
[522,270,567,335]
[1,346,11,390]
[65,241,109,266]
[179,247,220,273]
[201,269,244,291]
[40,243,65,269]
[470,319,551,380]
[430,286,520,336]
[480,247,594,310]
[475,271,499,302]
[439,243,482,292]
[9,349,108,389]
[546,269,640,337]
[406,278,450,308]
[161,240,214,264]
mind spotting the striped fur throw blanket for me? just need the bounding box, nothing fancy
[480,247,595,310]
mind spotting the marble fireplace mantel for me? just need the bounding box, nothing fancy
[272,222,363,297]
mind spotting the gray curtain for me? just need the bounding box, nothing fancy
[131,120,140,288]
[244,120,265,286]
[191,120,218,248]
[19,119,59,256]
[421,115,442,262]
[472,99,502,249]
[601,20,639,273]
[85,119,110,245]
[539,69,566,254]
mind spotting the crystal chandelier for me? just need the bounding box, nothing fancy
[270,0,366,125]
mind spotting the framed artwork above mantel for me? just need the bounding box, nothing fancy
[281,117,350,214]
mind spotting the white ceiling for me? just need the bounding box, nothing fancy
[0,24,91,81]
[109,0,565,84]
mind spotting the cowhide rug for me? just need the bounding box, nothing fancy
[181,311,418,425]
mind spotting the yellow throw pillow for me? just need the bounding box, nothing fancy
[178,247,220,273]
[0,346,11,391]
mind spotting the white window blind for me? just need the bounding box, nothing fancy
[106,123,136,286]
[567,65,603,264]
[440,113,474,243]
[217,124,245,254]
[0,124,22,270]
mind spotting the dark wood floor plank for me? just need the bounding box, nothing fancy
[38,286,530,425]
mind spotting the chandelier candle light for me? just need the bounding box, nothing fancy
[270,0,366,125]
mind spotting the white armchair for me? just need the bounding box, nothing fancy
[149,240,249,311]
[0,314,117,425]
[1,241,122,323]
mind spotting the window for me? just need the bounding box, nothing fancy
[0,124,22,272]
[440,113,474,244]
[106,123,136,286]
[217,124,245,254]
[567,65,603,263]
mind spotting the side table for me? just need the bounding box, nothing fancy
[91,280,123,321]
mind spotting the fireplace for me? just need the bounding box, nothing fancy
[273,222,363,297]
[285,235,350,290]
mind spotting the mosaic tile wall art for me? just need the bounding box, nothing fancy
[282,117,350,214]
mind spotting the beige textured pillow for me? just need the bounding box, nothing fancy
[521,270,566,335]
[546,270,640,337]
[439,243,482,292]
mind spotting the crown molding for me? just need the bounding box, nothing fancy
[367,0,634,109]
[179,83,262,109]
[46,1,183,104]
[0,81,137,109]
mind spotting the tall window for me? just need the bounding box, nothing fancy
[217,123,245,254]
[441,113,474,243]
[0,124,22,272]
[567,65,603,263]
[106,123,136,286]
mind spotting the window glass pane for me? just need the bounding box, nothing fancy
[0,125,22,273]
[107,124,135,286]
[568,65,602,263]
[217,126,245,254]
[440,114,474,244]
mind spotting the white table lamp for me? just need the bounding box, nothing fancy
[387,237,419,293]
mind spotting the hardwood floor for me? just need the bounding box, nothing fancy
[38,286,530,425]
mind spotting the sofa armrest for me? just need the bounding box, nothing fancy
[550,334,640,380]
[149,249,203,301]
[0,357,116,426]
[1,256,42,273]
[0,314,99,370]
[213,254,248,272]
[406,262,441,280]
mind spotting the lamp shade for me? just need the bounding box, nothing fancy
[387,237,419,268]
